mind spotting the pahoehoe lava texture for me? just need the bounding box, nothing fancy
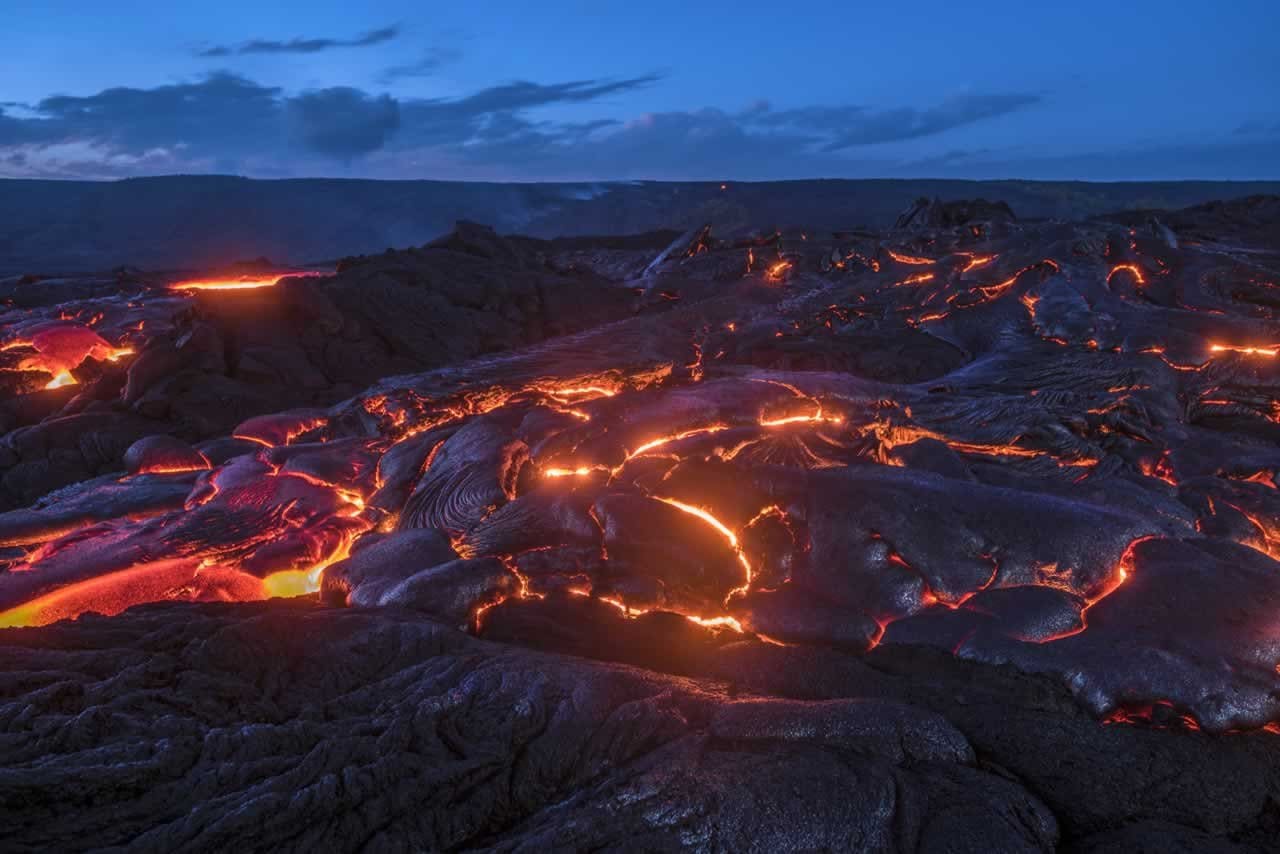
[4,196,1280,850]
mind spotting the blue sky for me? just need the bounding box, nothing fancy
[2,0,1278,181]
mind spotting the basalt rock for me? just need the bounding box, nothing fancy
[3,197,1280,850]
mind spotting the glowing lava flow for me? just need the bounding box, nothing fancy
[44,371,78,390]
[960,253,997,273]
[566,587,746,633]
[1209,344,1279,358]
[259,530,360,599]
[767,261,792,280]
[1028,536,1153,644]
[170,272,326,291]
[0,560,206,629]
[2,323,136,390]
[541,425,730,480]
[627,425,729,458]
[653,496,753,602]
[759,408,843,428]
[887,249,934,265]
[40,345,135,389]
[1107,264,1147,287]
[544,465,609,478]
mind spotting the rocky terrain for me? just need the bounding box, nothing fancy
[6,175,1280,273]
[2,194,1280,851]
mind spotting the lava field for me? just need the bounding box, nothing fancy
[3,196,1280,851]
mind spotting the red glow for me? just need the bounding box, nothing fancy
[960,253,997,273]
[44,370,77,390]
[1209,344,1279,358]
[170,272,327,292]
[1107,264,1147,287]
[653,496,752,599]
[0,559,217,628]
[887,249,934,265]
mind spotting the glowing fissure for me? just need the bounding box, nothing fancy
[564,586,745,634]
[1107,264,1147,287]
[1209,343,1279,358]
[766,260,792,280]
[887,249,934,265]
[960,253,997,273]
[170,272,328,292]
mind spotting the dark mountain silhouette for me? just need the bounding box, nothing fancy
[4,174,1280,273]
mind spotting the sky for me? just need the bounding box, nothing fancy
[2,0,1278,182]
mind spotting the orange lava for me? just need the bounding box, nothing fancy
[960,253,997,273]
[627,425,729,459]
[1107,264,1147,286]
[1139,452,1179,486]
[44,370,78,390]
[971,260,1059,302]
[0,559,268,629]
[1103,700,1202,731]
[887,249,934,265]
[170,273,323,291]
[543,424,732,483]
[654,496,752,597]
[0,549,358,629]
[876,423,1096,468]
[3,323,136,389]
[543,465,607,478]
[566,586,746,633]
[1209,344,1279,358]
[1029,536,1153,644]
[538,383,622,401]
[758,402,843,428]
[0,560,185,628]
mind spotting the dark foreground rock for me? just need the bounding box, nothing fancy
[2,600,1277,852]
[4,195,1280,851]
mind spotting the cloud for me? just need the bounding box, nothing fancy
[379,46,463,82]
[1234,117,1280,136]
[898,138,1280,182]
[393,75,662,149]
[197,25,399,57]
[9,69,1252,183]
[0,73,283,159]
[756,94,1042,150]
[381,93,1041,180]
[287,88,400,159]
[0,72,663,175]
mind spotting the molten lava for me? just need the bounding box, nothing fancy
[653,496,753,596]
[1107,264,1147,286]
[887,249,934,265]
[44,371,78,390]
[2,322,135,389]
[170,272,327,291]
[7,204,1280,741]
[960,253,997,273]
[1209,344,1279,358]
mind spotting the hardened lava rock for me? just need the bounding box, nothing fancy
[4,196,1280,850]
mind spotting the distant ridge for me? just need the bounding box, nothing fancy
[3,175,1279,273]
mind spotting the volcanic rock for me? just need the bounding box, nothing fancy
[3,194,1280,850]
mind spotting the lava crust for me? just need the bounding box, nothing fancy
[3,197,1280,851]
